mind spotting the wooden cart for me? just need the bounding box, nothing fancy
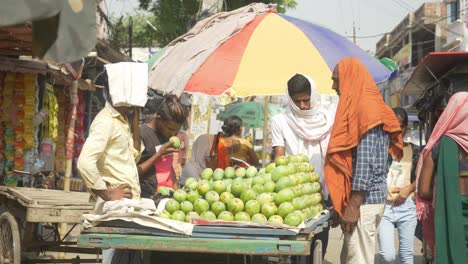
[78,212,330,264]
[0,186,96,264]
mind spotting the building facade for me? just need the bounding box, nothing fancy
[376,2,448,107]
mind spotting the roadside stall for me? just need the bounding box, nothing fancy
[0,57,88,190]
[0,57,96,264]
[78,156,330,264]
[404,52,468,137]
[0,51,132,264]
[401,51,468,263]
[77,3,392,264]
[79,212,330,263]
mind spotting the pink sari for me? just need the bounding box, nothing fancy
[415,92,468,254]
[155,154,175,190]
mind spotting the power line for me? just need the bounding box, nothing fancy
[357,0,361,31]
[390,0,436,35]
[391,0,464,37]
[338,0,348,34]
[394,0,415,12]
[349,2,467,40]
[345,32,388,39]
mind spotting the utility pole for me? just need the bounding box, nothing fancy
[129,16,133,60]
[352,21,357,44]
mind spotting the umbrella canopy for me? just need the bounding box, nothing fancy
[0,0,96,63]
[149,6,392,97]
[378,57,399,79]
[216,102,284,128]
[147,47,167,71]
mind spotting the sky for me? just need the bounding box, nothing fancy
[286,0,429,52]
[109,0,432,52]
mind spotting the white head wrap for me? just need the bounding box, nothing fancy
[284,74,333,142]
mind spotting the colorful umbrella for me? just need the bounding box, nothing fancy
[147,47,167,72]
[148,6,392,97]
[216,102,284,128]
[377,57,399,79]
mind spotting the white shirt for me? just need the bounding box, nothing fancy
[271,113,330,199]
[386,145,413,201]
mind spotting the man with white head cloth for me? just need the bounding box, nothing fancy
[271,73,334,261]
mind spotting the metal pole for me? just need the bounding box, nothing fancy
[261,97,269,167]
[59,80,78,258]
[129,17,133,60]
[63,81,78,192]
[352,21,356,44]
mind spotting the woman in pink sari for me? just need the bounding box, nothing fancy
[416,92,468,263]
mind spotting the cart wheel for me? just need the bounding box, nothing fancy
[0,209,21,264]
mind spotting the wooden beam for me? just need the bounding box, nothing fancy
[0,26,32,35]
[78,234,310,256]
[0,49,31,56]
[95,39,132,63]
[0,34,32,42]
[0,40,31,48]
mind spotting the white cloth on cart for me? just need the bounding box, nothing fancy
[82,198,193,235]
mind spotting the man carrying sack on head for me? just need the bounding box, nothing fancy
[77,62,148,263]
[325,57,403,264]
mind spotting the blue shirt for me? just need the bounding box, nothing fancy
[351,126,391,204]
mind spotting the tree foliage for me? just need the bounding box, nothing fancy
[108,13,159,52]
[138,0,297,47]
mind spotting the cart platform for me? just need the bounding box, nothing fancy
[78,212,329,256]
[0,186,93,223]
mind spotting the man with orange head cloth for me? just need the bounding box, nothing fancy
[325,57,403,264]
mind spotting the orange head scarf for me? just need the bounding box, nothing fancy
[324,57,403,216]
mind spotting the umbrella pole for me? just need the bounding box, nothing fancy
[262,97,269,167]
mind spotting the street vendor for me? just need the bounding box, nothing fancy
[271,73,334,261]
[137,94,189,197]
[77,74,142,208]
[77,70,146,264]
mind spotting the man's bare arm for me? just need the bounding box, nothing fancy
[274,146,286,161]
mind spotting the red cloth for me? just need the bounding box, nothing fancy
[217,136,230,169]
[324,57,403,216]
[415,91,468,254]
[155,154,175,189]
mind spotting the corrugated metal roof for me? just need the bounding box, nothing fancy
[402,52,468,96]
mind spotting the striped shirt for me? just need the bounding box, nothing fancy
[351,126,391,204]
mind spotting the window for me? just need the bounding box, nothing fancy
[447,1,460,24]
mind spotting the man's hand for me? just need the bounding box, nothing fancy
[93,183,133,201]
[341,191,365,233]
[393,183,415,206]
[330,210,341,228]
[157,141,179,157]
[341,203,360,233]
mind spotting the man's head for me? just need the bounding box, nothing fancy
[331,65,340,96]
[155,95,189,139]
[392,107,408,136]
[101,71,133,116]
[333,57,378,99]
[287,74,311,110]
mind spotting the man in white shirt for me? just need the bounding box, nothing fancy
[271,73,334,261]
